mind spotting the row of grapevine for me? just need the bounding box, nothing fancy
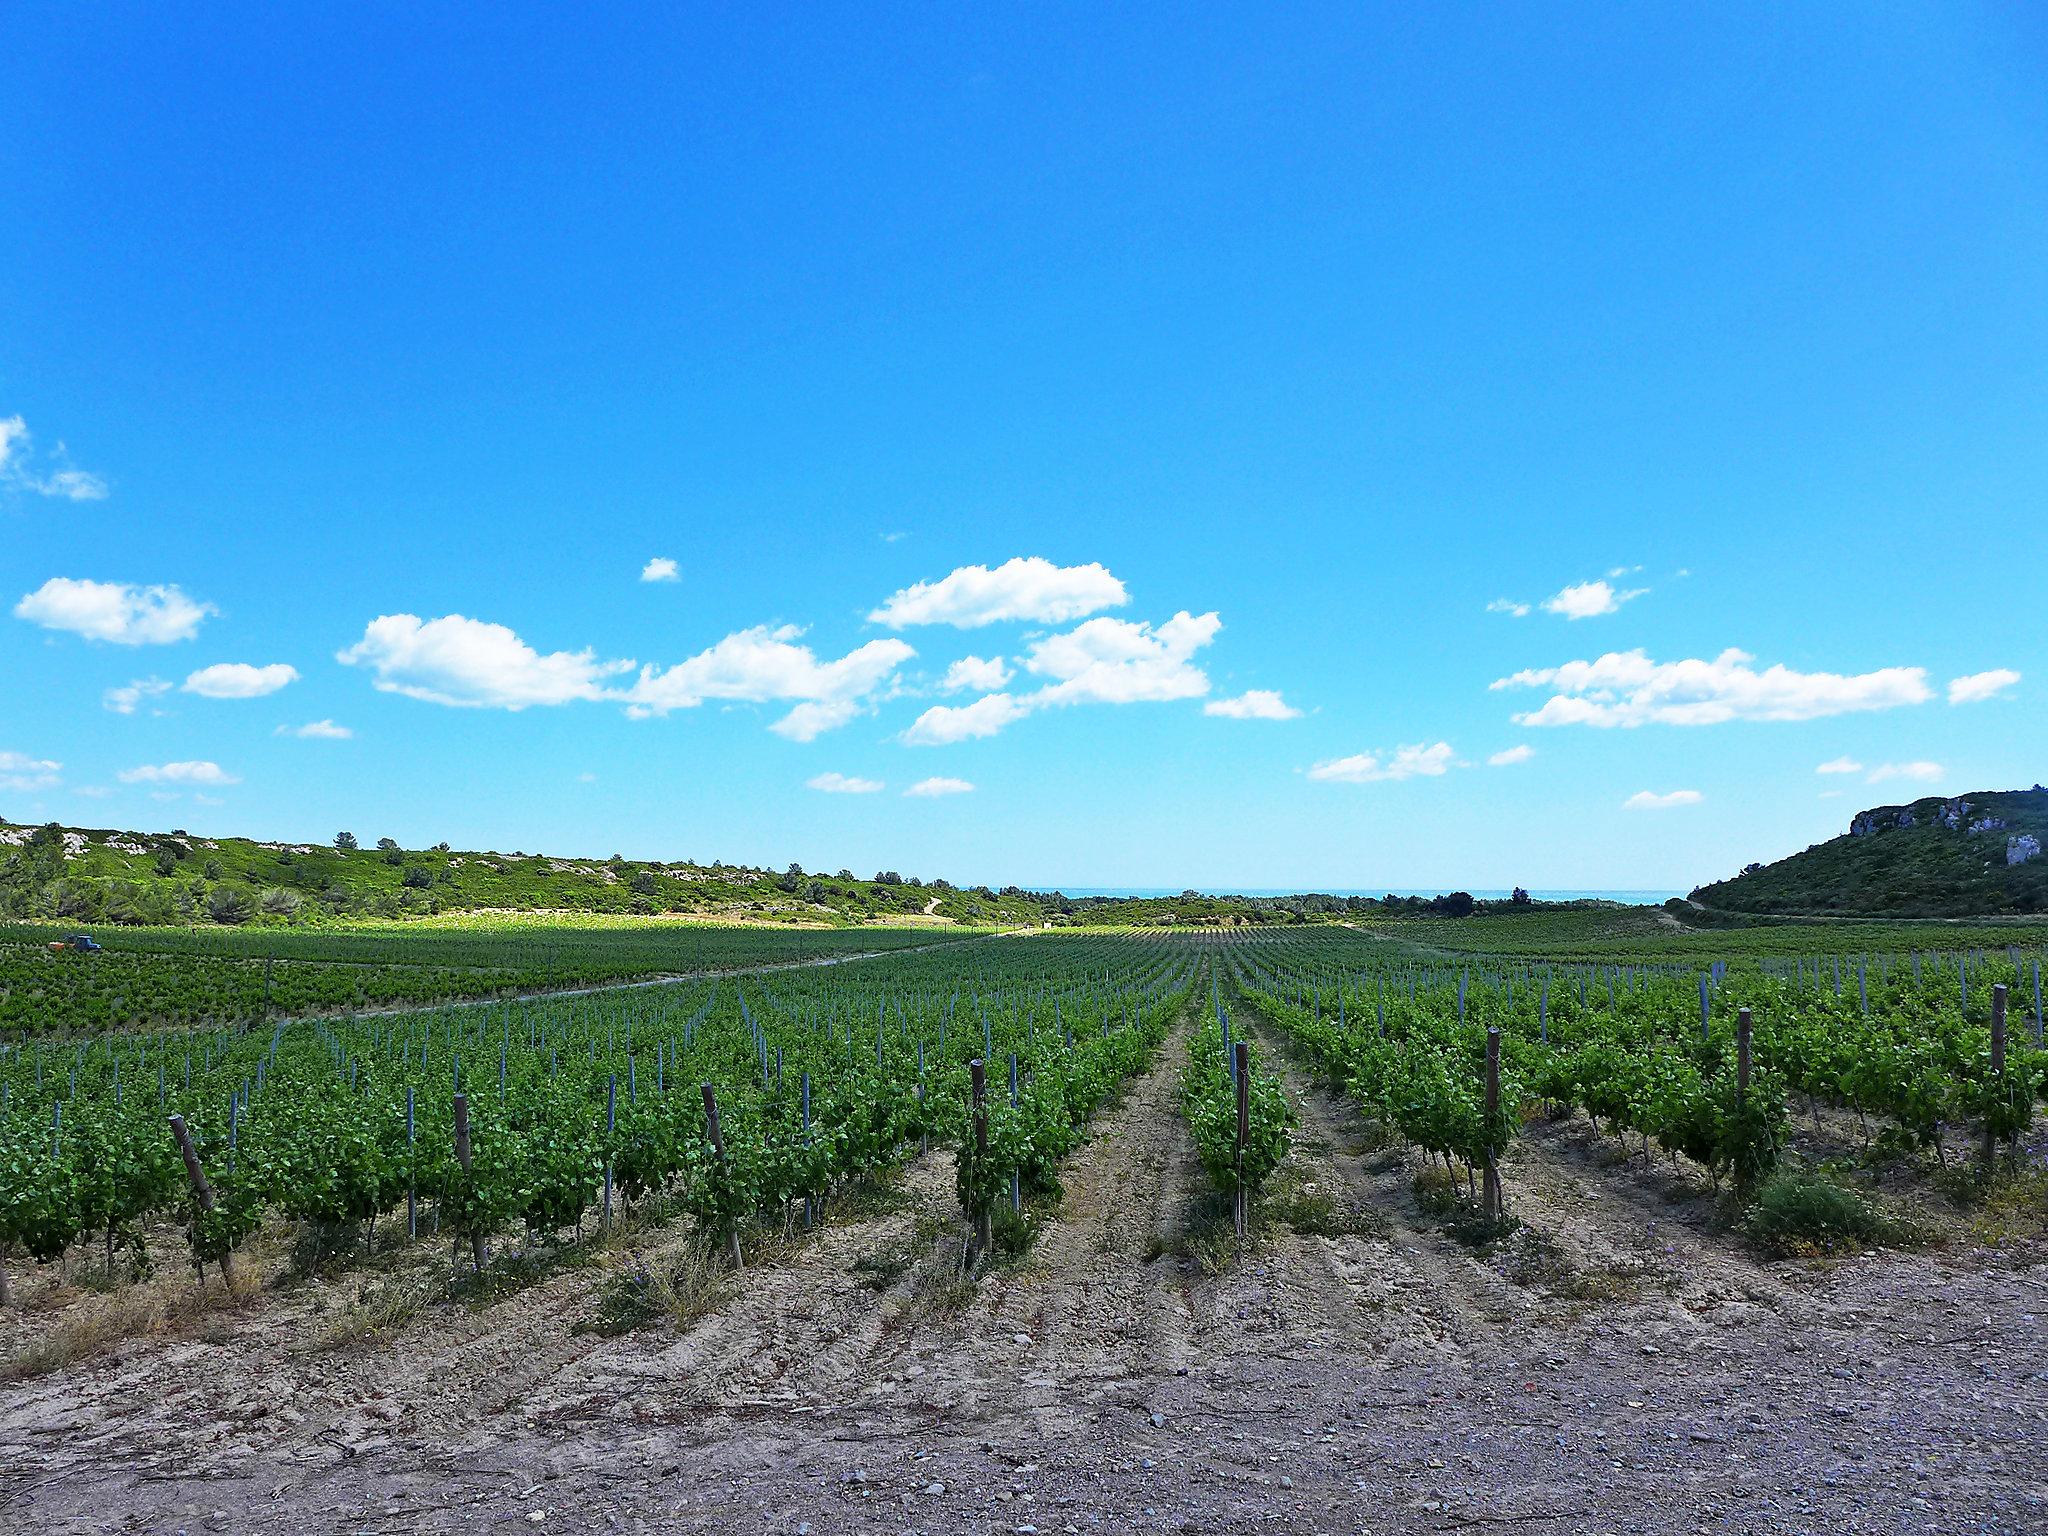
[0,936,1194,1295]
[1225,929,2047,1208]
[1177,970,1293,1233]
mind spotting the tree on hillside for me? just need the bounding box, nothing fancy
[1511,887,1531,905]
[335,832,358,850]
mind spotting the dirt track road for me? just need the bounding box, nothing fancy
[4,1020,2045,1535]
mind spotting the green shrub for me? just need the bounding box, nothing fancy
[1743,1172,1890,1258]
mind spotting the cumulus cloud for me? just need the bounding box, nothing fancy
[1816,756,1863,775]
[0,750,62,792]
[869,557,1128,629]
[184,662,299,699]
[905,776,975,797]
[807,771,884,794]
[1204,689,1301,720]
[1623,789,1703,810]
[118,760,240,787]
[942,655,1012,693]
[625,625,915,738]
[1543,579,1646,620]
[16,577,214,645]
[278,720,352,740]
[1493,649,1931,727]
[769,700,862,742]
[902,692,1031,746]
[641,557,679,583]
[339,614,635,710]
[1308,743,1457,783]
[340,612,914,739]
[1486,599,1532,618]
[904,612,1222,743]
[1948,669,2020,705]
[1867,761,1943,784]
[1487,744,1535,766]
[104,677,172,715]
[0,416,107,501]
[1025,611,1220,707]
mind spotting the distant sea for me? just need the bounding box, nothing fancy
[1057,887,1682,905]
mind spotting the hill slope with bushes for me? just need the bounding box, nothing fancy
[1691,787,2048,917]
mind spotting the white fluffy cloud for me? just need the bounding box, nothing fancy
[0,750,62,792]
[1948,669,2019,705]
[184,662,299,699]
[118,760,240,787]
[906,776,975,797]
[807,771,883,794]
[942,655,1012,693]
[1494,649,1931,727]
[1866,761,1943,784]
[1543,579,1646,620]
[278,720,352,740]
[625,625,915,739]
[1816,756,1863,775]
[1308,743,1457,783]
[1623,789,1703,810]
[1204,689,1301,720]
[1487,744,1535,766]
[641,557,679,584]
[0,416,107,501]
[869,557,1128,629]
[902,692,1031,746]
[339,614,635,710]
[904,612,1222,744]
[340,613,914,739]
[16,577,214,645]
[1025,611,1220,707]
[103,677,172,715]
[1486,598,1532,618]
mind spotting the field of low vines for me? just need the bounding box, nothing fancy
[0,935,1191,1292]
[3,921,2044,1308]
[1230,928,2046,1213]
[0,921,980,1035]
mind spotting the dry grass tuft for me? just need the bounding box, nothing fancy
[2,1268,261,1383]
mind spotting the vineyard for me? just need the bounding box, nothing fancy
[0,920,981,1035]
[3,923,2046,1533]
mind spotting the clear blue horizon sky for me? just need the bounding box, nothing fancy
[5,4,2044,892]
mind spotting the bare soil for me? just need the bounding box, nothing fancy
[3,1023,2045,1535]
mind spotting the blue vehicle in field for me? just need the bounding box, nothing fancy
[47,934,104,954]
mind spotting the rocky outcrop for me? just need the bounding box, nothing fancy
[1970,816,2007,834]
[2011,834,2043,867]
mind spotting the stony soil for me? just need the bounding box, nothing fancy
[3,1018,2045,1536]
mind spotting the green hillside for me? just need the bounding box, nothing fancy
[0,819,1468,930]
[0,820,1048,928]
[1691,786,2048,917]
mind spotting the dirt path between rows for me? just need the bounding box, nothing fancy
[4,1000,2046,1535]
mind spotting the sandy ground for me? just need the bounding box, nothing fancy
[3,1017,2045,1536]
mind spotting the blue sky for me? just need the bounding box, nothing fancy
[4,4,2044,892]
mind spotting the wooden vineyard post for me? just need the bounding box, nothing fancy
[452,1093,486,1274]
[969,1058,992,1264]
[1736,1008,1753,1102]
[1232,1040,1250,1238]
[405,1086,417,1241]
[702,1083,743,1271]
[1008,1052,1022,1214]
[602,1073,617,1233]
[1481,1027,1503,1223]
[1982,984,2008,1171]
[169,1113,234,1285]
